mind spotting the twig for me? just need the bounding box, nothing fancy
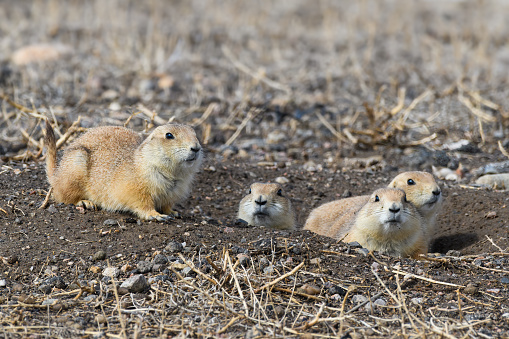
[390,87,406,115]
[192,103,218,127]
[217,316,242,334]
[346,291,384,314]
[315,111,349,143]
[178,253,219,285]
[222,45,291,95]
[458,94,497,123]
[400,133,437,147]
[272,286,323,301]
[0,93,46,119]
[226,252,249,316]
[253,261,304,293]
[38,187,52,209]
[136,103,168,125]
[392,269,465,288]
[224,107,259,146]
[498,141,509,160]
[485,235,504,252]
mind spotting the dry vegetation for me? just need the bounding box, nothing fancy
[1,0,509,338]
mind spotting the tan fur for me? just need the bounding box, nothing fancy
[304,171,442,250]
[44,122,202,221]
[238,182,295,230]
[339,188,426,257]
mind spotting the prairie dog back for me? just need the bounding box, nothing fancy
[238,182,295,230]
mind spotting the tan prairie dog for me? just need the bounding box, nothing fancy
[45,122,203,221]
[238,182,295,230]
[339,188,426,257]
[304,171,442,244]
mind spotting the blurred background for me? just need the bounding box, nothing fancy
[1,0,508,162]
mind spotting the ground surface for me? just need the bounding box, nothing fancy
[1,0,509,338]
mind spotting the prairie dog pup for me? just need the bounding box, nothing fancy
[238,183,295,230]
[342,188,426,257]
[45,122,202,220]
[304,171,442,245]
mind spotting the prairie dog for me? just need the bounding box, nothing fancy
[340,188,426,257]
[238,182,295,230]
[45,122,202,220]
[304,171,442,244]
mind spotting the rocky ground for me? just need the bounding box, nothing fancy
[1,1,509,338]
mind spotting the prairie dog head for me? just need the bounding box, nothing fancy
[357,188,420,238]
[388,171,442,219]
[238,182,295,230]
[141,124,203,168]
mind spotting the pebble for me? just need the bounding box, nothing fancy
[47,205,58,213]
[165,241,183,253]
[137,261,153,274]
[103,219,117,226]
[446,250,461,257]
[39,276,67,294]
[12,283,23,292]
[89,266,101,274]
[298,284,320,295]
[41,298,58,305]
[310,258,321,265]
[411,297,423,305]
[102,267,120,278]
[258,257,270,268]
[7,255,18,264]
[352,295,368,304]
[148,275,171,284]
[153,254,168,265]
[263,265,274,275]
[0,279,6,288]
[463,283,478,295]
[348,241,362,248]
[120,275,149,293]
[328,285,347,296]
[275,176,290,184]
[93,250,107,261]
[501,277,509,284]
[83,295,97,302]
[95,314,107,324]
[237,254,250,267]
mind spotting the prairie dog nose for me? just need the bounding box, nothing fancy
[389,204,400,214]
[190,144,201,153]
[255,195,267,206]
[432,188,441,196]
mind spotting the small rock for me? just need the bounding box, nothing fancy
[148,275,171,284]
[502,313,509,318]
[291,245,303,255]
[501,277,509,284]
[121,264,133,273]
[348,242,362,248]
[120,275,149,293]
[328,285,347,296]
[95,314,107,324]
[275,176,290,184]
[0,279,6,288]
[263,265,274,275]
[137,261,153,274]
[237,254,250,267]
[7,255,18,264]
[411,297,423,305]
[258,257,270,268]
[103,219,117,226]
[93,250,107,261]
[39,276,67,294]
[41,298,58,306]
[486,288,500,294]
[165,241,183,253]
[12,283,23,293]
[310,258,321,265]
[233,219,249,228]
[485,211,497,219]
[83,295,97,302]
[89,266,101,274]
[47,205,58,214]
[102,267,120,278]
[18,294,36,304]
[298,284,320,295]
[352,295,368,304]
[463,283,478,295]
[341,190,352,198]
[446,250,461,257]
[153,254,168,265]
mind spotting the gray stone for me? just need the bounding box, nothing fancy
[352,294,368,304]
[148,275,171,284]
[120,275,149,293]
[92,250,107,261]
[41,299,58,306]
[102,267,120,278]
[411,297,423,305]
[0,279,6,288]
[263,265,274,275]
[137,261,153,274]
[39,276,67,294]
[165,241,183,253]
[501,277,509,284]
[83,295,97,302]
[103,219,117,226]
[153,254,168,265]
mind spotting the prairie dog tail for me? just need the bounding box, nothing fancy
[44,120,57,179]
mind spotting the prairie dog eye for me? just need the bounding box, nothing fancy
[404,196,408,202]
[165,132,175,140]
[277,189,282,196]
[374,195,380,202]
[407,179,416,185]
[248,188,252,194]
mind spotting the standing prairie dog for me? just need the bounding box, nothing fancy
[45,122,203,221]
[238,182,295,230]
[304,171,442,247]
[340,188,426,257]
